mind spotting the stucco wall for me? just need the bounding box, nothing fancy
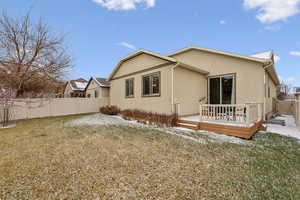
[86,79,100,98]
[114,53,169,78]
[171,49,266,106]
[64,83,73,97]
[110,62,174,114]
[8,98,109,120]
[265,72,278,118]
[102,87,110,97]
[173,67,207,116]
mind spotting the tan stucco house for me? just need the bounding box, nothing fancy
[63,78,88,98]
[108,46,280,120]
[85,77,110,98]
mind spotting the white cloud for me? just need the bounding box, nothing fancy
[287,77,296,82]
[274,55,280,63]
[290,51,300,56]
[219,20,226,25]
[117,42,137,50]
[92,0,155,10]
[244,0,300,23]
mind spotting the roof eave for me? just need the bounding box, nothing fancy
[175,62,210,75]
[168,46,269,64]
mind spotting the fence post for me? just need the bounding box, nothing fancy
[199,104,202,122]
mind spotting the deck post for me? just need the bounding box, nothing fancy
[246,104,250,125]
[258,103,262,121]
[199,104,202,122]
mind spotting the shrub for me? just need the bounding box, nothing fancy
[100,105,120,115]
[121,109,178,127]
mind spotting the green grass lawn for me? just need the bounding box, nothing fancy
[0,115,300,200]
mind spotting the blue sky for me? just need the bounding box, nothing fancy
[1,0,300,86]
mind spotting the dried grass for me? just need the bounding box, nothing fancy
[0,115,299,199]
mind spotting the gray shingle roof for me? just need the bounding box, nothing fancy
[95,77,110,87]
[69,78,88,91]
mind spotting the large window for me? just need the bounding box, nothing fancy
[142,72,160,97]
[125,78,134,98]
[208,74,235,104]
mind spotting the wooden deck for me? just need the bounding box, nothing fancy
[176,119,266,139]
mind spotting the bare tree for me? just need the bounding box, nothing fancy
[0,12,72,97]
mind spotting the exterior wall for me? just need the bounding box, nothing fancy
[9,98,109,120]
[171,49,266,106]
[86,79,100,98]
[86,79,110,98]
[173,67,207,116]
[63,83,73,97]
[114,53,169,78]
[265,72,278,118]
[110,63,174,114]
[102,87,109,97]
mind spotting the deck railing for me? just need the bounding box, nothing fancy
[199,103,263,125]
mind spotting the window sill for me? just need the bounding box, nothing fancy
[142,94,161,98]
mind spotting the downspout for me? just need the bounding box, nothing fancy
[263,62,273,120]
[171,64,176,113]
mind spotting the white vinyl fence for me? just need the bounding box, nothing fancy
[277,100,296,116]
[199,103,263,125]
[5,98,109,120]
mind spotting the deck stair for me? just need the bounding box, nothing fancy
[176,119,199,130]
[176,118,266,139]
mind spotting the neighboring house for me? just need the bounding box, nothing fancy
[85,77,110,98]
[294,87,300,94]
[64,78,88,98]
[108,46,280,120]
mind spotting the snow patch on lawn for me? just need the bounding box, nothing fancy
[267,115,300,140]
[0,124,16,129]
[67,113,246,144]
[67,113,141,127]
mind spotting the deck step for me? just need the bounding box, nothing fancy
[176,123,199,130]
[177,119,199,125]
[176,119,264,139]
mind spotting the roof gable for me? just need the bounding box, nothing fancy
[108,49,176,81]
[85,77,110,90]
[95,78,110,87]
[66,78,88,92]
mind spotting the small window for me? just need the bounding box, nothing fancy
[142,72,160,97]
[95,90,98,98]
[125,78,134,97]
[268,87,270,98]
